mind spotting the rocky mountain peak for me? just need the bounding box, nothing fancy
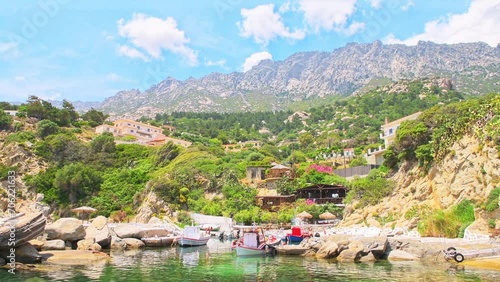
[99,41,500,118]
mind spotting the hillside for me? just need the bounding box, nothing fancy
[99,41,500,118]
[341,94,500,237]
[1,85,498,238]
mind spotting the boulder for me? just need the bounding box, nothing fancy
[0,212,46,250]
[359,252,377,262]
[40,250,110,265]
[303,249,317,257]
[84,216,111,248]
[45,218,85,241]
[113,224,142,239]
[358,236,388,258]
[41,239,65,251]
[148,217,163,225]
[463,209,491,240]
[138,228,172,238]
[0,243,42,264]
[110,236,127,251]
[29,239,44,251]
[276,245,309,255]
[337,240,365,262]
[122,238,145,249]
[77,239,102,252]
[387,250,419,261]
[315,241,339,259]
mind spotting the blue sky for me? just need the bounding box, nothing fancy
[1,0,499,102]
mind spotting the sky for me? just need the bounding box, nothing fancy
[1,0,499,102]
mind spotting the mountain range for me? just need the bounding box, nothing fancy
[98,41,500,118]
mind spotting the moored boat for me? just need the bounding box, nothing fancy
[199,223,220,232]
[233,231,277,257]
[179,226,211,247]
[286,226,310,243]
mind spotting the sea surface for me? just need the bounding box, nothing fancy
[1,239,499,281]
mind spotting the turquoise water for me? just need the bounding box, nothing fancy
[1,240,499,281]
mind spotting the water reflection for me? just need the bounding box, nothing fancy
[1,241,499,281]
[178,245,207,267]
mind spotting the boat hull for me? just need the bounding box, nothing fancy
[235,245,276,256]
[288,235,304,243]
[179,236,210,247]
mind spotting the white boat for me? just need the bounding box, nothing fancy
[234,232,277,257]
[199,223,220,231]
[179,226,211,247]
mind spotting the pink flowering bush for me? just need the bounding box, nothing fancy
[306,199,315,205]
[307,164,333,174]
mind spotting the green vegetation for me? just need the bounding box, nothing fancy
[0,164,17,180]
[0,108,13,130]
[344,167,394,207]
[418,200,475,238]
[1,82,497,231]
[386,94,500,170]
[484,188,500,212]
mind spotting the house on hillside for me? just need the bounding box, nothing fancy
[255,195,296,211]
[4,110,18,116]
[146,134,192,148]
[95,119,191,147]
[96,119,162,140]
[365,111,422,165]
[223,140,263,152]
[246,166,268,183]
[295,184,347,206]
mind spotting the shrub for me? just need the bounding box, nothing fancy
[177,211,192,226]
[5,131,36,144]
[36,120,59,139]
[418,200,475,238]
[484,188,500,212]
[345,168,395,207]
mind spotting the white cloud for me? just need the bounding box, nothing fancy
[58,48,79,58]
[205,59,227,67]
[369,0,382,9]
[102,31,114,41]
[0,42,18,53]
[39,92,62,101]
[106,72,122,82]
[117,13,198,65]
[243,51,273,72]
[15,76,26,81]
[116,45,150,62]
[238,4,305,46]
[401,0,414,11]
[299,0,358,32]
[383,0,500,47]
[341,21,365,35]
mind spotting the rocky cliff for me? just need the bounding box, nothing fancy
[341,135,500,232]
[99,41,500,118]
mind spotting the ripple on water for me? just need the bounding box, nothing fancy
[1,241,499,281]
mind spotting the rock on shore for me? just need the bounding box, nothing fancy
[278,234,500,265]
[40,250,110,265]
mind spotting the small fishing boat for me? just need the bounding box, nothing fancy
[141,235,179,247]
[286,226,310,243]
[233,231,278,256]
[199,223,220,232]
[179,226,211,247]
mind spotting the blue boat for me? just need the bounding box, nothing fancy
[286,227,310,243]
